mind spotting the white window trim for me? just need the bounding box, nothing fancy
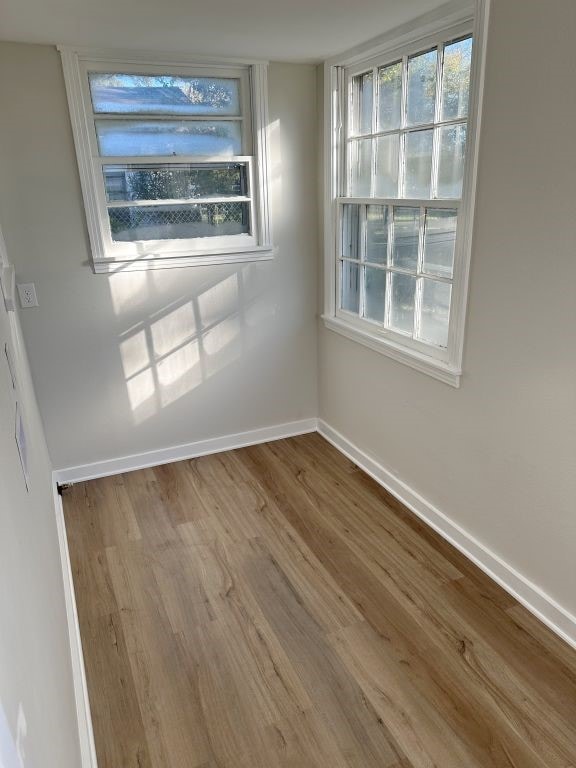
[58,46,275,272]
[322,0,490,387]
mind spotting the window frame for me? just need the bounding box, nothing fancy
[59,47,274,272]
[322,2,489,387]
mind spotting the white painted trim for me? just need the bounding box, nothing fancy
[92,246,276,273]
[317,419,576,651]
[251,63,273,250]
[323,314,461,386]
[54,418,318,483]
[53,482,99,768]
[57,45,268,68]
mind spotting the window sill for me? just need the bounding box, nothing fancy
[322,314,462,387]
[93,245,276,273]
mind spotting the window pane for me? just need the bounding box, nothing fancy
[375,134,399,197]
[349,139,372,197]
[392,207,420,271]
[441,37,473,121]
[108,202,249,241]
[352,71,373,135]
[377,62,402,131]
[406,49,437,126]
[364,267,387,322]
[423,209,457,278]
[95,120,242,156]
[388,272,416,334]
[89,73,240,115]
[437,124,467,198]
[103,163,247,202]
[342,204,360,259]
[404,129,433,198]
[341,261,360,313]
[418,278,452,347]
[366,205,388,264]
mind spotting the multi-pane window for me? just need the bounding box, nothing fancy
[338,36,473,353]
[60,50,272,271]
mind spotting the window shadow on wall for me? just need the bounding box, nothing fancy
[108,262,274,425]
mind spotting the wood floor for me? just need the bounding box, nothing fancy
[63,433,576,768]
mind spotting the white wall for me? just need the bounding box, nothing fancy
[0,44,318,471]
[319,0,576,617]
[0,242,80,765]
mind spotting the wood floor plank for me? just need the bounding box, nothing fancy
[63,434,576,768]
[81,610,154,768]
[236,440,576,768]
[192,471,363,631]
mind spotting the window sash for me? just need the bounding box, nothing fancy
[344,37,471,202]
[93,155,258,255]
[335,31,473,362]
[78,61,259,257]
[335,200,454,357]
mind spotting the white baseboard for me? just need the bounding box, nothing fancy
[54,418,318,484]
[317,419,576,652]
[53,483,99,768]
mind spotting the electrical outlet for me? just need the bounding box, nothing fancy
[17,283,39,308]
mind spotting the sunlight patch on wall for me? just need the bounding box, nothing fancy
[203,315,242,379]
[198,273,239,329]
[269,118,283,206]
[0,697,26,768]
[114,264,275,424]
[151,302,196,358]
[120,329,150,379]
[109,269,150,315]
[157,340,202,408]
[126,367,156,422]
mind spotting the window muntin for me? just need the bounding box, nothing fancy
[338,34,472,356]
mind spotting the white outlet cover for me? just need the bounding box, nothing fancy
[17,282,38,308]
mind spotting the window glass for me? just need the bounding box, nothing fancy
[375,135,399,197]
[89,73,241,115]
[418,278,452,347]
[366,205,388,264]
[95,120,242,157]
[423,209,457,278]
[103,163,247,201]
[391,207,420,271]
[352,71,374,135]
[437,124,467,198]
[388,273,416,334]
[404,130,433,198]
[364,267,387,322]
[341,261,361,313]
[406,50,437,126]
[349,139,372,196]
[377,62,402,131]
[108,203,250,242]
[441,38,473,121]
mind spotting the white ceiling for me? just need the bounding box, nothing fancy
[0,0,455,62]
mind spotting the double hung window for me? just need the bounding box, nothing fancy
[60,49,272,271]
[325,13,485,386]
